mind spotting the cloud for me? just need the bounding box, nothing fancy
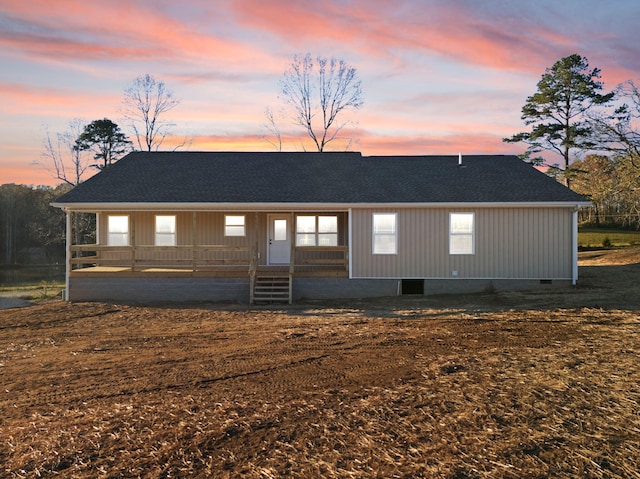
[0,142,56,186]
[231,0,557,73]
[0,82,119,117]
[164,71,255,85]
[161,125,515,159]
[0,0,277,69]
[231,0,640,83]
[2,0,639,188]
[358,130,516,156]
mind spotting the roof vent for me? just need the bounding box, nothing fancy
[458,152,465,167]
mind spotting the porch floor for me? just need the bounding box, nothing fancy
[70,265,348,278]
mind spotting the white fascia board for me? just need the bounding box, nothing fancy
[52,202,351,212]
[52,201,591,212]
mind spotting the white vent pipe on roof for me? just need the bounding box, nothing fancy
[458,152,462,165]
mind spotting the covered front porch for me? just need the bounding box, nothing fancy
[65,210,350,303]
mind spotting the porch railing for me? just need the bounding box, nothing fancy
[70,244,255,272]
[291,245,349,272]
[70,244,349,273]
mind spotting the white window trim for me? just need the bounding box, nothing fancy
[107,215,129,246]
[372,212,397,255]
[155,215,177,246]
[224,215,246,237]
[449,212,475,255]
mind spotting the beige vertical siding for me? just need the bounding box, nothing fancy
[97,211,262,263]
[98,212,260,246]
[95,211,351,267]
[351,207,573,279]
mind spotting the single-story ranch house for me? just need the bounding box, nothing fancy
[52,151,589,303]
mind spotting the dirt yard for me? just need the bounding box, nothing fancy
[1,249,640,478]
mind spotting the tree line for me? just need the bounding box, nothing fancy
[0,184,68,265]
[0,184,97,266]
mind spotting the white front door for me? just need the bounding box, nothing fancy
[268,214,291,265]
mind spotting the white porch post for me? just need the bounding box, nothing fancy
[348,208,353,279]
[65,210,72,301]
[572,207,579,286]
[192,211,197,272]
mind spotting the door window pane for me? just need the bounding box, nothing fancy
[274,219,287,241]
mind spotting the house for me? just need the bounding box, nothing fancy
[52,151,589,303]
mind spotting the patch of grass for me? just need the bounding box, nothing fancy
[578,228,640,248]
[0,281,65,300]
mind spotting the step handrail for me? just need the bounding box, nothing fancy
[249,242,259,304]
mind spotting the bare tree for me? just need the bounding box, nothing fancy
[40,119,90,186]
[39,120,96,248]
[591,80,640,168]
[278,53,363,152]
[263,106,282,151]
[122,74,179,151]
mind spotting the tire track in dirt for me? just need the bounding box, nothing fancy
[0,305,593,420]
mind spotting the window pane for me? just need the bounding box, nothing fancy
[450,213,474,254]
[225,226,245,237]
[373,213,397,254]
[450,213,473,234]
[274,219,287,241]
[225,215,245,236]
[108,216,128,246]
[296,233,316,246]
[156,216,176,234]
[296,216,316,233]
[318,233,337,246]
[450,235,473,255]
[374,234,396,254]
[108,216,128,234]
[318,216,337,233]
[155,216,176,245]
[225,215,244,227]
[373,213,396,233]
[108,233,128,247]
[155,234,176,246]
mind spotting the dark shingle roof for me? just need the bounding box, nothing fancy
[54,151,587,205]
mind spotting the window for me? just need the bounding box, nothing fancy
[107,215,129,246]
[372,213,397,254]
[296,215,338,246]
[155,215,176,246]
[225,215,245,236]
[450,213,474,255]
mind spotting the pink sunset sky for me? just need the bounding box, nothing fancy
[1,0,639,186]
